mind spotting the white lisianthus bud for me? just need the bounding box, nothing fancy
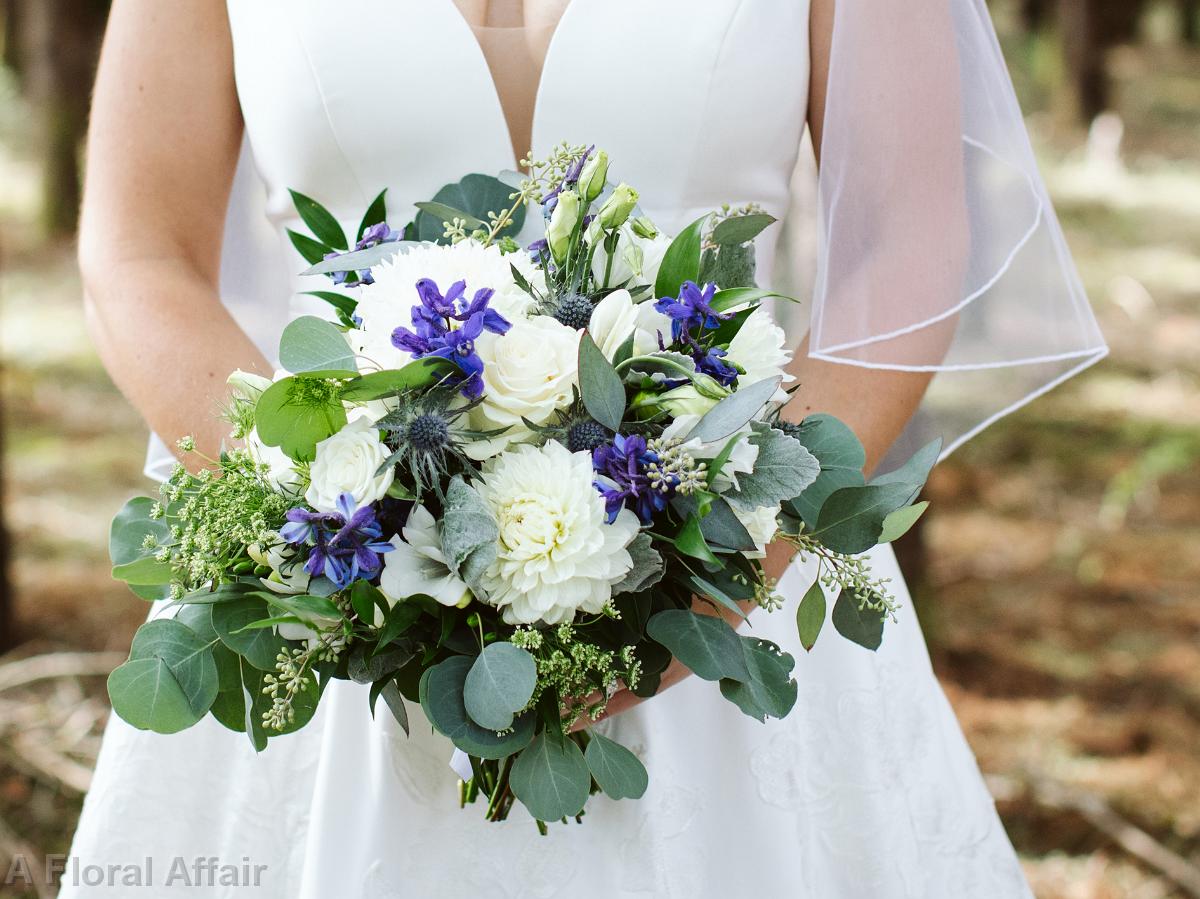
[227,369,272,402]
[599,183,639,230]
[578,150,609,203]
[631,215,659,239]
[654,380,728,418]
[304,417,395,513]
[547,189,581,263]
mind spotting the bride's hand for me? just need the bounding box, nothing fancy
[572,540,799,731]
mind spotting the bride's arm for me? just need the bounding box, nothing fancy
[80,0,270,461]
[588,0,962,725]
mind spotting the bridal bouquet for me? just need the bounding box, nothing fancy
[107,144,937,828]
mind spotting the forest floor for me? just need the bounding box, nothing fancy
[1,30,1198,899]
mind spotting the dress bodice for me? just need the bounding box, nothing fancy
[224,0,812,296]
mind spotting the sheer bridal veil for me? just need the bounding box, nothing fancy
[808,0,1107,460]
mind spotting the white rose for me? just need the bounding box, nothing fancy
[726,307,795,404]
[476,442,640,626]
[304,417,395,513]
[661,414,759,492]
[655,383,721,419]
[733,503,782,558]
[633,296,673,354]
[380,505,471,609]
[463,317,580,460]
[587,289,638,360]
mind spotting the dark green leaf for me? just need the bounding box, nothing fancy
[127,618,219,719]
[301,290,358,324]
[107,657,199,734]
[796,580,826,651]
[719,636,797,721]
[340,357,457,401]
[262,592,341,624]
[414,201,486,230]
[654,213,709,300]
[348,643,413,685]
[674,494,756,552]
[413,174,525,243]
[109,497,172,585]
[210,597,293,671]
[287,229,331,265]
[690,575,749,622]
[646,609,750,682]
[356,189,388,242]
[379,679,410,736]
[709,287,789,313]
[463,642,538,731]
[831,590,885,650]
[510,731,592,822]
[811,482,914,555]
[350,580,384,625]
[584,732,648,800]
[578,332,626,432]
[673,516,721,565]
[289,189,347,250]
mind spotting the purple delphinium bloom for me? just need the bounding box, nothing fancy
[691,343,739,386]
[321,221,401,286]
[279,493,394,589]
[654,280,730,343]
[592,433,674,525]
[541,144,594,207]
[390,278,511,398]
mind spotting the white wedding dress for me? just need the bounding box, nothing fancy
[64,1,1039,896]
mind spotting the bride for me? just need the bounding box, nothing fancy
[65,0,1106,896]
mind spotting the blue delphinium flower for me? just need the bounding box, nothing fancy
[322,221,401,286]
[592,433,673,525]
[691,343,740,386]
[654,280,730,342]
[390,278,511,398]
[279,492,394,588]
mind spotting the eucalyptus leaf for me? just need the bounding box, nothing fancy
[463,642,538,731]
[278,315,357,375]
[414,201,486,230]
[254,375,348,462]
[584,732,648,801]
[379,679,410,736]
[578,332,625,432]
[441,476,499,589]
[646,609,750,682]
[126,618,220,719]
[510,731,592,822]
[210,597,293,671]
[418,656,535,760]
[787,414,867,527]
[687,376,780,444]
[719,637,797,721]
[690,575,749,622]
[107,657,200,734]
[301,240,406,276]
[811,482,915,555]
[109,497,172,585]
[879,500,929,543]
[831,590,885,651]
[796,581,827,652]
[869,438,942,504]
[347,644,413,685]
[413,174,525,243]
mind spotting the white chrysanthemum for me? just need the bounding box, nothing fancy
[463,316,580,460]
[380,505,471,609]
[348,239,543,371]
[725,307,795,401]
[475,442,640,626]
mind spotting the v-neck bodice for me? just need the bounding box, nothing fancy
[225,0,812,317]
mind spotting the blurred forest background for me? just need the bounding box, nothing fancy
[0,1,1198,896]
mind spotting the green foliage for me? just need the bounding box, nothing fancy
[718,637,797,721]
[109,497,172,586]
[210,597,294,671]
[654,213,709,300]
[831,589,885,650]
[254,375,348,462]
[463,642,538,731]
[687,376,781,443]
[725,424,821,513]
[785,414,867,527]
[510,731,592,822]
[289,189,347,251]
[710,213,776,246]
[879,500,930,543]
[441,476,500,589]
[277,315,357,375]
[584,733,648,801]
[578,332,626,431]
[646,609,749,682]
[412,174,526,244]
[356,189,389,243]
[107,618,218,734]
[339,358,457,402]
[612,533,665,595]
[418,656,536,760]
[796,581,826,652]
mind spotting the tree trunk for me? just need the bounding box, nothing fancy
[0,384,11,651]
[2,0,23,80]
[1182,0,1199,44]
[22,0,107,236]
[1059,0,1111,122]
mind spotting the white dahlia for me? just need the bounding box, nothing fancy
[380,505,470,609]
[348,239,542,371]
[475,442,640,626]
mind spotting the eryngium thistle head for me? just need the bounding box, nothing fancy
[775,419,804,440]
[552,292,593,329]
[405,412,451,452]
[567,419,610,453]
